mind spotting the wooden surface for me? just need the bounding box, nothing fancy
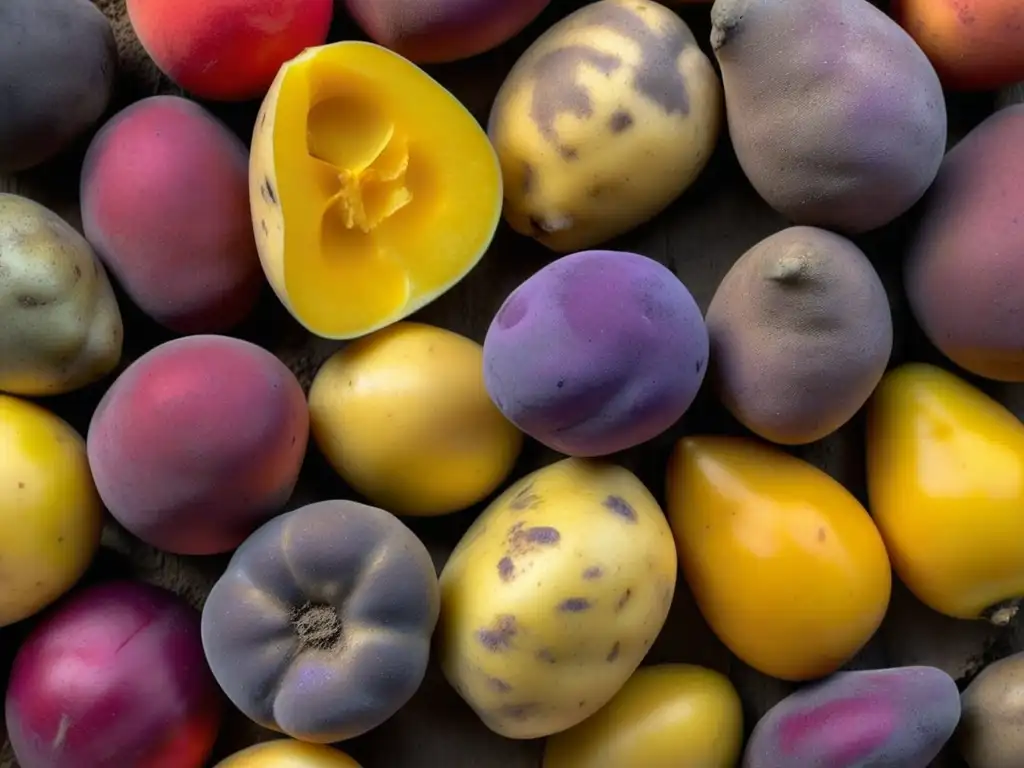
[0,1,1018,765]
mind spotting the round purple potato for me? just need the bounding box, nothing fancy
[483,250,708,457]
[744,666,961,768]
[200,500,440,743]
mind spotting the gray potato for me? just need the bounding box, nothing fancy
[959,651,1024,768]
[0,194,123,396]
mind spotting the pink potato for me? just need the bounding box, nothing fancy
[87,335,309,555]
[80,96,262,334]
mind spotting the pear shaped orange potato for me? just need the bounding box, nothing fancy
[250,42,502,340]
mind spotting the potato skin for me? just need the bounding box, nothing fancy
[81,96,262,333]
[489,0,722,252]
[905,105,1024,382]
[959,650,1024,768]
[0,195,122,397]
[215,740,361,767]
[0,0,116,173]
[706,226,892,445]
[744,667,961,768]
[86,335,308,555]
[483,250,708,457]
[893,0,1024,91]
[438,458,677,739]
[344,0,550,63]
[711,0,946,234]
[201,500,440,743]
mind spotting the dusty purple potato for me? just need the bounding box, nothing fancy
[706,227,892,445]
[201,500,440,743]
[744,666,961,768]
[905,104,1024,382]
[710,0,946,233]
[483,249,708,457]
[344,0,551,63]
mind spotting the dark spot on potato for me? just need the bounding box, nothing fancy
[578,700,586,707]
[260,219,268,235]
[35,580,43,588]
[291,602,343,652]
[536,648,557,664]
[488,677,513,693]
[261,178,277,205]
[604,495,637,522]
[521,163,535,195]
[606,642,621,662]
[508,484,541,511]
[17,295,47,308]
[57,536,64,543]
[477,614,518,651]
[609,109,634,132]
[498,556,515,581]
[560,146,579,161]
[695,358,704,374]
[558,597,591,612]
[73,264,82,280]
[582,566,603,580]
[818,527,827,542]
[260,111,267,128]
[496,702,540,721]
[18,482,24,489]
[525,526,560,544]
[556,379,565,389]
[616,588,633,611]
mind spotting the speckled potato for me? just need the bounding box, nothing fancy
[438,458,677,739]
[0,0,116,173]
[544,664,744,768]
[745,667,961,768]
[483,250,708,457]
[201,500,440,743]
[706,226,892,444]
[959,650,1024,768]
[488,0,722,252]
[0,195,122,397]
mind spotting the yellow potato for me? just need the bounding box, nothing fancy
[438,458,678,739]
[308,322,523,516]
[0,194,122,396]
[0,395,103,626]
[488,0,722,252]
[543,664,744,768]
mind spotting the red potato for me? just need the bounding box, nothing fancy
[80,96,262,334]
[126,0,334,101]
[5,581,222,768]
[87,335,309,555]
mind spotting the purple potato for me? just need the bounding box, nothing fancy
[200,500,440,743]
[744,666,961,768]
[483,249,708,457]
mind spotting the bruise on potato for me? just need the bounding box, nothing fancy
[744,666,961,768]
[201,500,440,743]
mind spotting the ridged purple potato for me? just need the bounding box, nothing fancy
[201,500,440,743]
[905,105,1024,382]
[743,666,961,768]
[706,227,892,445]
[710,0,946,234]
[344,0,550,63]
[87,335,309,556]
[483,250,708,457]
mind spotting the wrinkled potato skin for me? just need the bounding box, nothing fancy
[438,459,677,739]
[0,0,116,173]
[893,0,1024,91]
[905,105,1024,382]
[0,195,122,396]
[959,650,1024,768]
[489,0,722,252]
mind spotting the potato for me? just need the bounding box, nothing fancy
[0,194,122,396]
[893,0,1024,91]
[215,740,361,767]
[81,96,263,334]
[488,0,722,252]
[706,226,892,445]
[904,105,1024,381]
[86,335,309,555]
[0,396,103,627]
[959,650,1024,768]
[250,41,502,340]
[344,0,551,63]
[201,500,440,743]
[309,322,523,517]
[543,664,743,768]
[0,0,116,173]
[744,666,961,768]
[711,0,946,233]
[437,458,677,739]
[483,250,707,457]
[126,0,333,100]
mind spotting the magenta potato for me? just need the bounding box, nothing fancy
[201,500,440,743]
[5,581,222,768]
[87,335,308,555]
[344,0,551,63]
[80,96,262,333]
[483,249,708,457]
[905,104,1024,381]
[743,666,961,768]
